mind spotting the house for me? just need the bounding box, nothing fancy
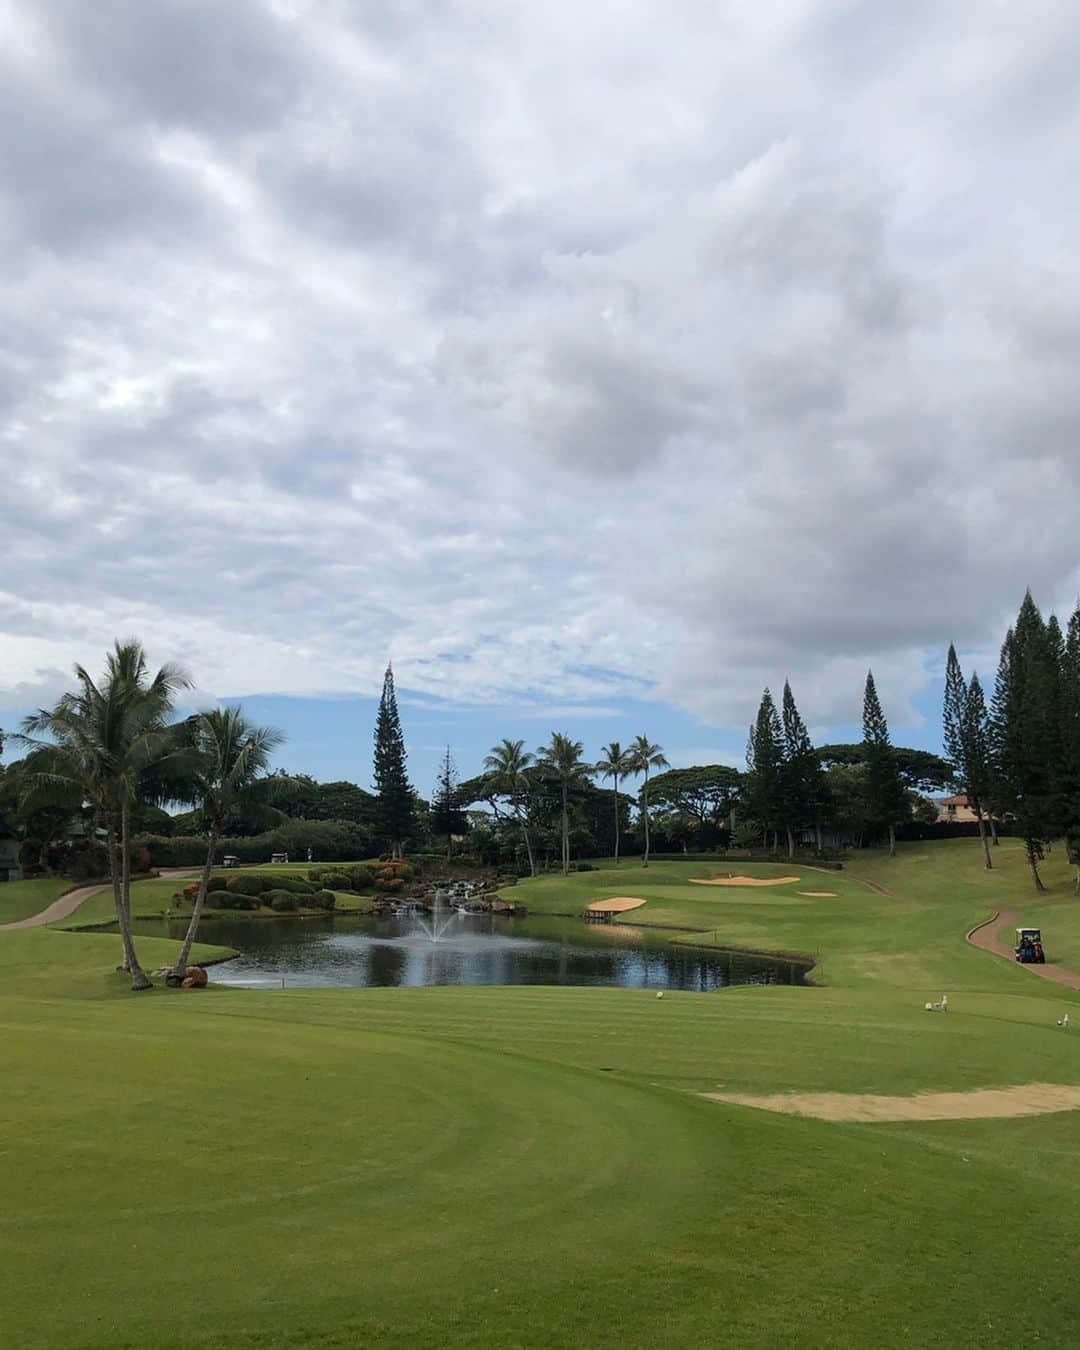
[934,794,981,824]
[0,838,22,882]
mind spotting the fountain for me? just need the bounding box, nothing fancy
[417,887,462,943]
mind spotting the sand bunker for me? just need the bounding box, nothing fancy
[701,1082,1080,1122]
[587,896,647,914]
[797,891,837,898]
[689,875,800,887]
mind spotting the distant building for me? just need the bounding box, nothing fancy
[934,793,980,824]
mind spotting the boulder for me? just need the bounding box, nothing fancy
[181,967,208,989]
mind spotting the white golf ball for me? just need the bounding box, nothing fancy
[656,991,664,999]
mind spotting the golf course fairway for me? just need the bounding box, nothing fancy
[3,839,1080,1349]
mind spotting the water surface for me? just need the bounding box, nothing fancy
[149,911,809,990]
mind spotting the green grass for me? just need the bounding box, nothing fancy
[2,839,1080,1347]
[0,876,72,924]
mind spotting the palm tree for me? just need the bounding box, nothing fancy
[627,735,669,867]
[482,738,538,876]
[536,733,590,875]
[19,640,190,990]
[595,741,631,865]
[171,707,284,978]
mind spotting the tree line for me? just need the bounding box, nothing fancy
[946,591,1080,890]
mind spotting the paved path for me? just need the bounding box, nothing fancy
[0,868,200,933]
[967,908,1080,991]
[0,882,111,931]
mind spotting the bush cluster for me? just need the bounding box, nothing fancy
[170,873,332,911]
[309,863,376,892]
[205,889,260,911]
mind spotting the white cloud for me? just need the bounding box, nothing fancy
[3,0,1080,743]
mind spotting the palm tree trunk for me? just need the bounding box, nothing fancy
[173,829,216,977]
[613,773,620,865]
[561,783,569,875]
[519,815,536,877]
[888,822,896,857]
[989,816,999,846]
[815,823,823,851]
[106,823,126,968]
[642,777,650,867]
[976,810,993,870]
[786,827,795,860]
[120,801,152,990]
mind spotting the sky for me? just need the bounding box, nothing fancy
[3,0,1080,794]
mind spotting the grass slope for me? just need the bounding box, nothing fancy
[0,876,72,924]
[2,839,1080,1348]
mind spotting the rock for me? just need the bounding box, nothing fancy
[181,967,208,989]
[150,967,173,978]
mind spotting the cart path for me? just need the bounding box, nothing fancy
[967,908,1080,991]
[801,864,898,898]
[0,869,200,932]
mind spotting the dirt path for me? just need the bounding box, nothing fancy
[702,1082,1080,1122]
[967,908,1080,991]
[846,875,897,898]
[0,868,199,933]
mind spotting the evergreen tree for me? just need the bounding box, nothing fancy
[963,672,996,864]
[780,680,821,859]
[990,593,1064,891]
[746,689,785,848]
[430,746,467,862]
[373,664,414,859]
[861,671,906,856]
[943,644,993,869]
[1062,605,1080,888]
[943,645,967,777]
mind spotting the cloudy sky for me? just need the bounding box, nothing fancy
[3,0,1080,790]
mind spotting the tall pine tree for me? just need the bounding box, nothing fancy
[990,593,1065,891]
[862,670,906,856]
[780,680,821,859]
[373,664,414,860]
[430,746,467,862]
[1062,604,1080,888]
[943,644,993,869]
[746,689,785,849]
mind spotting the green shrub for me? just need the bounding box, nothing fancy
[205,889,235,909]
[261,875,315,895]
[350,864,375,890]
[267,890,298,912]
[310,889,336,911]
[225,873,271,897]
[574,862,596,872]
[314,870,354,892]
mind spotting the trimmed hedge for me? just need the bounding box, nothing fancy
[309,864,375,892]
[225,874,272,897]
[312,869,354,892]
[205,889,260,911]
[266,890,298,912]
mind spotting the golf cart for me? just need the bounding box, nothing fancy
[1015,927,1046,964]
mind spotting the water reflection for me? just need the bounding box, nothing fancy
[147,911,808,991]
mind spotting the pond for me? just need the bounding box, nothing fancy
[147,911,810,990]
